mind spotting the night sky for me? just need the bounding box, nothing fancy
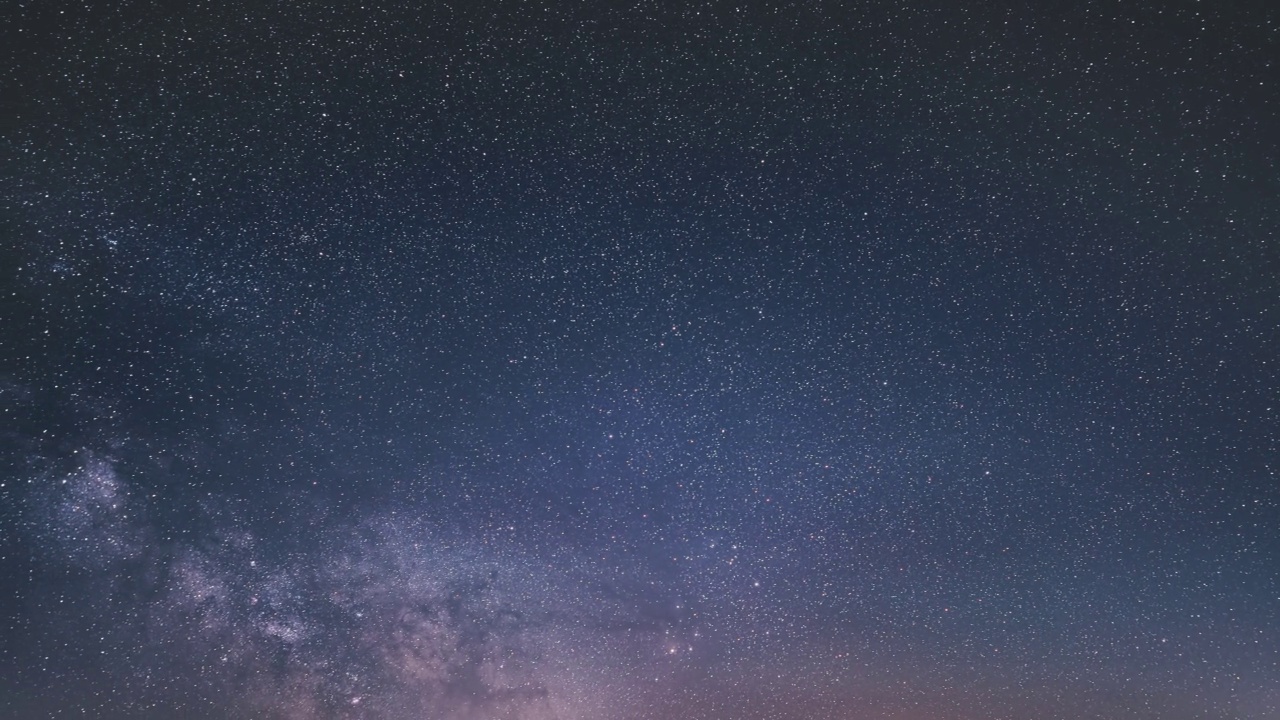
[2,2,1278,719]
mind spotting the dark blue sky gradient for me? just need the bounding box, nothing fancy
[2,2,1278,718]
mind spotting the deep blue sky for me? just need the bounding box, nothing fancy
[2,1,1277,718]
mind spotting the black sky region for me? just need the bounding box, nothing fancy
[2,1,1278,719]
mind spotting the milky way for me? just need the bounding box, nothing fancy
[2,2,1278,719]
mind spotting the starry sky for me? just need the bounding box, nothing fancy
[2,1,1278,719]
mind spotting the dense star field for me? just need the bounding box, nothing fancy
[2,1,1278,718]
